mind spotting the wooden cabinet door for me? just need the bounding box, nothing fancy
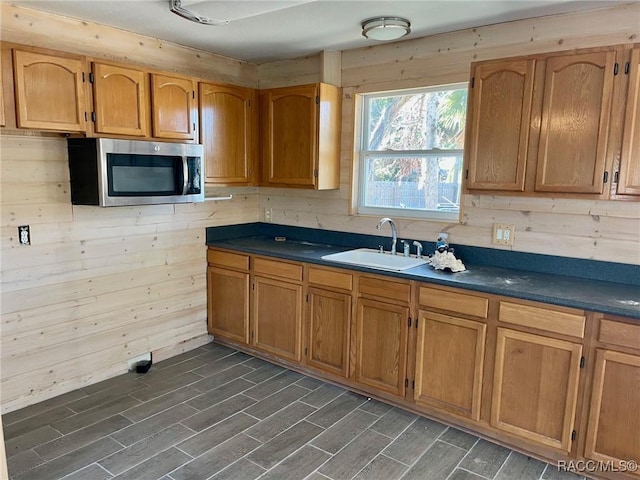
[207,266,249,344]
[151,73,196,140]
[0,53,5,127]
[200,83,257,185]
[13,49,86,132]
[584,349,640,469]
[92,62,149,137]
[261,84,318,187]
[535,50,616,193]
[307,287,351,378]
[466,58,535,191]
[355,298,409,397]
[414,311,486,421]
[252,276,303,362]
[617,47,640,196]
[491,328,582,451]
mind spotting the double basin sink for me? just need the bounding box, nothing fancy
[321,248,427,272]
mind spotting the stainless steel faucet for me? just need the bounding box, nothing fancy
[376,217,398,255]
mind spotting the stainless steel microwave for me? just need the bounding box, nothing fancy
[67,138,204,207]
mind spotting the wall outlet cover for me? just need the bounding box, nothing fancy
[492,223,515,246]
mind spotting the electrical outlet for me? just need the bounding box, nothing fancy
[492,223,515,246]
[18,225,30,245]
[265,208,272,223]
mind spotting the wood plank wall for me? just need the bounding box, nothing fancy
[0,134,258,413]
[259,3,640,265]
[0,3,258,87]
[1,2,639,415]
[0,6,260,413]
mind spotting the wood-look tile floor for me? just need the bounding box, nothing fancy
[2,342,587,480]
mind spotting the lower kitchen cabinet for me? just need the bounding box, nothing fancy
[207,266,249,344]
[252,274,303,363]
[584,349,640,470]
[491,327,583,452]
[206,246,638,479]
[584,317,640,473]
[207,249,250,344]
[414,310,486,421]
[307,287,351,378]
[306,266,353,378]
[355,297,409,397]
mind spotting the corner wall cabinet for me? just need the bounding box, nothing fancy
[260,82,341,189]
[0,52,5,127]
[465,44,640,200]
[12,48,86,132]
[199,82,258,185]
[207,246,640,480]
[616,46,640,196]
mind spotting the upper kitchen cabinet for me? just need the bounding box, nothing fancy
[200,82,257,185]
[615,46,640,197]
[91,62,149,137]
[0,53,5,127]
[260,82,341,190]
[534,49,616,194]
[465,45,636,199]
[151,73,197,141]
[12,48,86,132]
[466,58,535,191]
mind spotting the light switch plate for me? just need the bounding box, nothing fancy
[492,223,515,246]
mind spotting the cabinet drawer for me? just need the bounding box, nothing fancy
[599,319,640,350]
[254,257,302,281]
[359,275,410,304]
[308,267,353,291]
[207,249,249,271]
[419,286,488,318]
[499,301,585,338]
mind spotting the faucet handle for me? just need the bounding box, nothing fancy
[401,240,410,257]
[412,240,423,259]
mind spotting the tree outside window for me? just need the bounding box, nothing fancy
[358,84,467,221]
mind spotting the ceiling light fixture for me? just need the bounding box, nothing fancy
[361,16,411,41]
[169,0,229,26]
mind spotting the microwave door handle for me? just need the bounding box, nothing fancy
[181,157,189,195]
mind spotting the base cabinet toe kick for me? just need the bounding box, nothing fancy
[207,247,640,479]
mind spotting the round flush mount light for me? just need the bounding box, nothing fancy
[361,16,411,41]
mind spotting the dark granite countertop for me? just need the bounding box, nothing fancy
[207,234,640,320]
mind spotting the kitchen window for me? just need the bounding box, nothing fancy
[356,83,467,221]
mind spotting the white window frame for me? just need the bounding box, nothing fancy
[355,83,467,222]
